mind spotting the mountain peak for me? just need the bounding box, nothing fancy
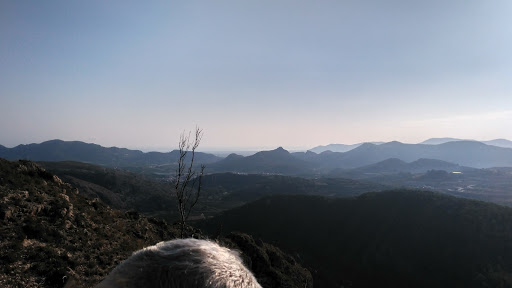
[225,153,244,160]
[355,142,377,150]
[382,141,404,146]
[264,147,289,155]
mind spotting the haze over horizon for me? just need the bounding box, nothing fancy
[2,1,511,150]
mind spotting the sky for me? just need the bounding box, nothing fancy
[1,1,511,151]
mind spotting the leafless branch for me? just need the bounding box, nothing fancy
[174,127,205,238]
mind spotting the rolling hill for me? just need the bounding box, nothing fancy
[329,157,474,179]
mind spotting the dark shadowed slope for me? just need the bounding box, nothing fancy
[329,157,474,179]
[200,191,512,288]
[201,172,390,204]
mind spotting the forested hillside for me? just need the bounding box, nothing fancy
[200,191,512,287]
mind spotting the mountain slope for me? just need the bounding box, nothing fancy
[0,158,181,287]
[39,161,177,216]
[0,158,312,287]
[200,191,512,288]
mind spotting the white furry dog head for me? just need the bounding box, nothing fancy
[96,238,262,288]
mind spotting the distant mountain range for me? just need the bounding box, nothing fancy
[0,139,221,167]
[296,141,512,169]
[419,137,512,148]
[311,138,512,153]
[2,139,512,176]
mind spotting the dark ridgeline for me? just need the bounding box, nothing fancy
[0,139,221,167]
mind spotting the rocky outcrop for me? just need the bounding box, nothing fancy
[0,159,180,287]
[0,159,313,288]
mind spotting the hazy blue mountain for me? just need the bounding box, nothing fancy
[309,142,384,153]
[209,147,313,174]
[484,138,512,148]
[5,139,512,175]
[421,137,512,148]
[251,142,512,173]
[307,141,512,169]
[420,137,467,145]
[0,139,221,167]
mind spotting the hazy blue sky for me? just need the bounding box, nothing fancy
[1,1,511,151]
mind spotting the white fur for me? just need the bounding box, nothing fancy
[96,238,262,288]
